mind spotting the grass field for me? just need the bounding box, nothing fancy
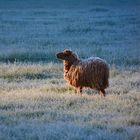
[0,0,140,139]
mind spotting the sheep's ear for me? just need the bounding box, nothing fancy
[64,50,72,56]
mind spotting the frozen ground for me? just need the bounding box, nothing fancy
[0,63,140,140]
[0,1,140,66]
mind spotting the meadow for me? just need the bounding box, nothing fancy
[0,0,140,139]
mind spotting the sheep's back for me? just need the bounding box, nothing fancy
[66,57,109,90]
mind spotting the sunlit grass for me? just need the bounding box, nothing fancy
[0,65,139,139]
[0,64,140,139]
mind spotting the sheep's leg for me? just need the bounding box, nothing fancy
[74,89,77,94]
[75,87,82,96]
[79,87,82,96]
[100,89,106,97]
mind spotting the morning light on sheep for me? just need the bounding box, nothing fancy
[56,49,109,96]
[0,0,140,140]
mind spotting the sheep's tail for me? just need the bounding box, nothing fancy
[103,64,109,88]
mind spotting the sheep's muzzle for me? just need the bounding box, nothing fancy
[56,52,64,59]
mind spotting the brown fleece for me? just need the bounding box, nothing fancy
[56,49,109,96]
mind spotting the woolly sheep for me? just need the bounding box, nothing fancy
[56,49,109,96]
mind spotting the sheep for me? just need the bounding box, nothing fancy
[56,49,109,96]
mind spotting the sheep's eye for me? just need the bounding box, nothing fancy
[64,53,68,57]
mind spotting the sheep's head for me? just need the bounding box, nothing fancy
[56,49,79,62]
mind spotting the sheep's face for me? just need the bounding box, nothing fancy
[56,49,78,62]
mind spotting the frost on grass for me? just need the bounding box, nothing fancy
[0,3,140,66]
[0,63,140,139]
[0,121,140,140]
